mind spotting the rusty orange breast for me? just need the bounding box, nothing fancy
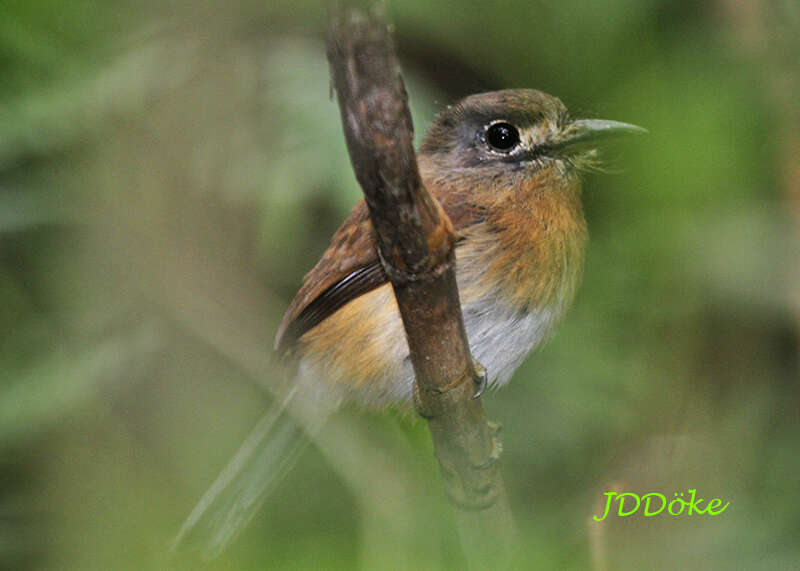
[462,167,588,312]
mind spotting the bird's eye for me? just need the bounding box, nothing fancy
[485,122,520,152]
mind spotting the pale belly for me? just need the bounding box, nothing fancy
[296,267,566,409]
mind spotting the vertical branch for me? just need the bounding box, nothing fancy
[327,7,517,567]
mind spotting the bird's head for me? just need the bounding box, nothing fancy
[418,89,645,191]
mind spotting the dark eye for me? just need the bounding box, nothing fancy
[485,122,520,152]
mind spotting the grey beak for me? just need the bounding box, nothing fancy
[552,119,647,152]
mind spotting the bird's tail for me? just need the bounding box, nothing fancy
[172,386,323,560]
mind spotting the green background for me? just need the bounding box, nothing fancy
[1,1,798,569]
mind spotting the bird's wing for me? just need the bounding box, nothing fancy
[274,187,485,354]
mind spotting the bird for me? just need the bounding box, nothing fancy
[174,88,645,558]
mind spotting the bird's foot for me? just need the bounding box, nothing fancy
[413,359,489,417]
[472,359,489,398]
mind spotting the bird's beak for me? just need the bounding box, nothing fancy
[550,119,647,153]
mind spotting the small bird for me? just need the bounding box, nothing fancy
[176,89,644,557]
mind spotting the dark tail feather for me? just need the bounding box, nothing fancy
[172,389,313,560]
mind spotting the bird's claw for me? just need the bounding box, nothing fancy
[472,359,488,399]
[414,358,489,417]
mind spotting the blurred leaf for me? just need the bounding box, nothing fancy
[0,323,163,447]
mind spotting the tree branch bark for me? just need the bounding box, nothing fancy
[327,7,517,567]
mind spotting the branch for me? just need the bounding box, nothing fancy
[327,7,517,567]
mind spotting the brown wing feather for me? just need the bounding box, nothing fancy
[274,183,486,355]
